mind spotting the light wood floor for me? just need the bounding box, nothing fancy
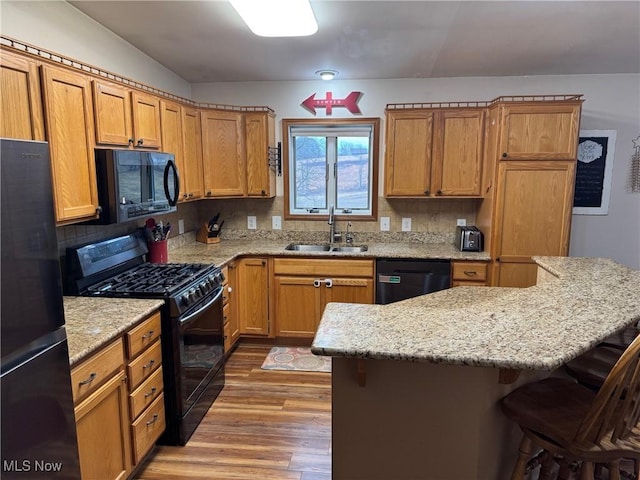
[135,344,332,480]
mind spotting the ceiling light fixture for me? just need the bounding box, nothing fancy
[229,0,318,37]
[316,70,338,81]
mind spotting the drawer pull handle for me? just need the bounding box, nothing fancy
[143,359,156,370]
[146,414,159,426]
[144,387,157,398]
[79,373,97,386]
[141,330,155,339]
[463,271,478,276]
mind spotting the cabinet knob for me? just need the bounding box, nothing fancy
[188,193,194,197]
[206,191,212,196]
[261,190,266,196]
[95,205,103,214]
[424,189,430,195]
[502,152,508,158]
[137,139,144,146]
[182,193,189,198]
[436,189,442,195]
[496,257,501,262]
[128,138,134,145]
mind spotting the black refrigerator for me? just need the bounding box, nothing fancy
[1,139,81,479]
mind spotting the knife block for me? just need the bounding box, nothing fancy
[196,224,220,244]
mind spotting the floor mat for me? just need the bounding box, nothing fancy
[261,346,331,373]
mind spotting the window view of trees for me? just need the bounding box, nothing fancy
[293,135,370,210]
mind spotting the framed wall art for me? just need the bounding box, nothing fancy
[573,129,617,215]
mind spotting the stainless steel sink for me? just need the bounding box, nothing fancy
[284,243,331,252]
[331,245,368,253]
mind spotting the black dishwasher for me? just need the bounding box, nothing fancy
[375,259,451,304]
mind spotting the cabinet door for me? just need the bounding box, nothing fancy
[0,50,44,140]
[324,278,374,305]
[92,81,132,146]
[41,65,100,223]
[499,104,581,160]
[201,110,245,197]
[160,100,185,200]
[75,370,132,480]
[493,160,576,287]
[431,109,484,196]
[131,91,162,148]
[238,258,269,335]
[181,106,205,200]
[245,111,276,198]
[384,110,433,196]
[274,276,323,337]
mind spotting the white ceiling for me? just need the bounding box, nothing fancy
[69,0,640,83]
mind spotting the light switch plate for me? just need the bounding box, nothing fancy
[178,219,185,235]
[380,217,390,231]
[247,215,257,230]
[272,215,282,230]
[401,217,412,232]
[457,218,467,227]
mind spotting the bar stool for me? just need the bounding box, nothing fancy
[501,334,640,480]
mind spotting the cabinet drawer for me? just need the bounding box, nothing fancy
[129,366,164,421]
[126,311,161,359]
[274,258,374,277]
[71,339,124,404]
[127,340,162,390]
[451,262,487,282]
[131,393,165,465]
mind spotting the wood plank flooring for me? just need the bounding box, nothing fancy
[135,344,332,480]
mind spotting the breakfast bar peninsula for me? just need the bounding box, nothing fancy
[311,257,640,480]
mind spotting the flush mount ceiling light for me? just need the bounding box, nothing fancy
[316,70,338,80]
[229,0,318,37]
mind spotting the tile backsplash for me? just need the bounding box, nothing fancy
[57,196,477,255]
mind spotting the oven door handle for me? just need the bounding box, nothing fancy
[179,287,223,325]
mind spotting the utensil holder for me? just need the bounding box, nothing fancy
[148,240,168,263]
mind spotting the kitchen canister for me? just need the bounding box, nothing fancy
[147,240,168,263]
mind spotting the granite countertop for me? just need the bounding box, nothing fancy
[166,237,490,266]
[311,256,640,371]
[64,297,164,366]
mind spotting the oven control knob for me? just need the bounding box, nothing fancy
[181,293,190,307]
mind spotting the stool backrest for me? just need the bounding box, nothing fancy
[576,331,640,444]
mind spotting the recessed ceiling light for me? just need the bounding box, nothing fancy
[230,0,318,37]
[316,70,338,81]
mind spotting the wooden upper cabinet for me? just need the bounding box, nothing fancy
[431,109,484,196]
[180,106,205,200]
[384,108,484,197]
[0,50,44,141]
[384,110,433,196]
[92,81,133,146]
[41,65,100,224]
[159,100,185,199]
[499,103,581,160]
[245,111,276,198]
[201,110,245,197]
[131,92,162,148]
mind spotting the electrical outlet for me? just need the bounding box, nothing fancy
[380,217,390,231]
[247,215,257,230]
[401,217,412,232]
[457,218,467,227]
[272,215,282,230]
[178,219,185,235]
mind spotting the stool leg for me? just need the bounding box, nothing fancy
[580,461,595,480]
[540,450,556,480]
[608,460,621,480]
[511,435,533,480]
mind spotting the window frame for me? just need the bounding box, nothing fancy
[282,117,380,222]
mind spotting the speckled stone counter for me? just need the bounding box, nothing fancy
[312,256,640,371]
[166,237,490,266]
[64,297,164,365]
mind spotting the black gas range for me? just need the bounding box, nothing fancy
[64,233,225,446]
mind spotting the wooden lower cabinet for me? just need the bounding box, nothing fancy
[451,261,488,287]
[273,258,374,338]
[73,341,132,480]
[72,310,164,479]
[222,263,240,352]
[237,258,270,336]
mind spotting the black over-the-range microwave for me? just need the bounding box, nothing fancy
[93,148,180,224]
